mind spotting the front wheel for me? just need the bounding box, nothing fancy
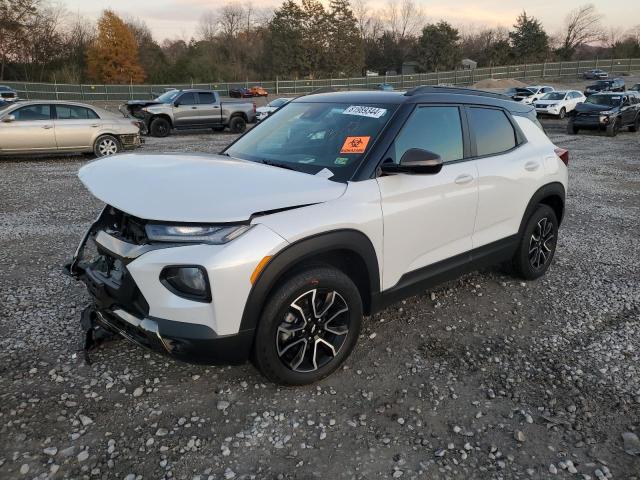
[150,117,171,137]
[606,119,619,137]
[93,135,121,157]
[252,267,362,385]
[512,204,559,280]
[558,107,566,120]
[630,116,639,133]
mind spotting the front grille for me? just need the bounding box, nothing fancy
[119,134,139,146]
[102,207,148,245]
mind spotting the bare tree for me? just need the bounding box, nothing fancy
[197,10,218,42]
[218,2,244,39]
[0,0,42,79]
[383,0,424,40]
[560,4,604,57]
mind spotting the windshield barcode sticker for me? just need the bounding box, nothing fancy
[342,106,387,118]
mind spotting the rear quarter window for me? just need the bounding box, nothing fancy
[467,107,518,157]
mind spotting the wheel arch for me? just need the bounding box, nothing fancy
[518,182,566,235]
[150,113,173,127]
[230,112,248,122]
[239,229,381,333]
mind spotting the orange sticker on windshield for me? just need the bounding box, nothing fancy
[341,136,370,154]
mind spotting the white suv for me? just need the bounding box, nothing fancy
[67,87,568,385]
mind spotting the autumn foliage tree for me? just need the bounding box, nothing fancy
[86,10,145,83]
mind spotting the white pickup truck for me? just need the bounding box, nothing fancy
[123,89,257,137]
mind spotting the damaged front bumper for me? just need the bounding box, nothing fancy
[64,207,253,365]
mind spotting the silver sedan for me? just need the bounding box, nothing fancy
[0,100,141,157]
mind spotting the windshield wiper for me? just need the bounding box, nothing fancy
[260,159,297,171]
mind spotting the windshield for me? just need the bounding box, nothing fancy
[586,95,621,107]
[515,88,534,96]
[156,90,180,103]
[225,101,397,182]
[268,98,289,108]
[541,92,566,101]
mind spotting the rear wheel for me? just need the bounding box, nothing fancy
[93,135,121,157]
[150,117,171,137]
[252,267,362,385]
[512,204,558,280]
[229,116,247,133]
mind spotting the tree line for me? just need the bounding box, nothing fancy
[1,0,640,84]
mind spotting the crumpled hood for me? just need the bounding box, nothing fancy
[79,153,347,223]
[575,103,617,114]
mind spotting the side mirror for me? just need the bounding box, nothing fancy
[2,114,15,123]
[380,148,443,175]
[173,101,180,107]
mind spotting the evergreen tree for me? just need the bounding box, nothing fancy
[509,11,550,63]
[86,10,145,83]
[327,0,363,76]
[417,21,461,71]
[265,0,306,78]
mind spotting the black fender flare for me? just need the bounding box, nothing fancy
[239,229,381,332]
[517,182,566,236]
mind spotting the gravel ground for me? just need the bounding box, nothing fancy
[0,118,639,480]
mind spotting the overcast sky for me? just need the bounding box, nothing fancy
[61,0,639,42]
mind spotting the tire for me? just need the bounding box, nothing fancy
[629,116,639,133]
[558,107,566,120]
[605,119,618,137]
[150,117,171,137]
[567,120,579,135]
[512,204,559,281]
[229,116,246,134]
[252,266,363,385]
[93,135,121,157]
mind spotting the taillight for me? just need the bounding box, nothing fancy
[555,147,569,166]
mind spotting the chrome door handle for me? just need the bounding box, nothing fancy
[454,174,474,185]
[524,161,540,171]
[42,125,53,129]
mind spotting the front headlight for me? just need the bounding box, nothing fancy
[145,224,252,244]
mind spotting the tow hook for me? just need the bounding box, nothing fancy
[80,306,119,364]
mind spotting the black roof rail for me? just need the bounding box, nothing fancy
[404,85,510,100]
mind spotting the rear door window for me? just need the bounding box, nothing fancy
[197,92,216,104]
[467,107,517,157]
[56,105,99,120]
[391,106,464,163]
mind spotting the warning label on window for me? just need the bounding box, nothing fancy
[340,136,371,154]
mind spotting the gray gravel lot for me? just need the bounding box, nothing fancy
[0,119,639,480]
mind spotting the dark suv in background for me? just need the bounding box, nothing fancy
[569,92,640,137]
[584,78,625,96]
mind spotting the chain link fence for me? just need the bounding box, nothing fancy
[3,58,639,101]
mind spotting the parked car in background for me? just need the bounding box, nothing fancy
[256,97,291,121]
[376,83,394,91]
[513,86,555,104]
[0,100,141,157]
[535,90,586,119]
[0,85,18,102]
[249,86,269,97]
[123,89,256,136]
[229,87,253,98]
[584,78,625,96]
[629,83,640,92]
[67,87,568,385]
[582,69,608,80]
[568,92,640,137]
